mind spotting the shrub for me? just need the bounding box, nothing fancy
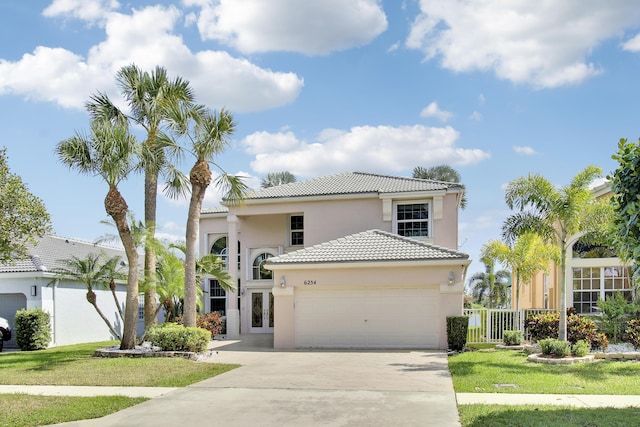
[538,338,555,355]
[196,312,223,337]
[590,332,609,352]
[14,308,51,351]
[626,319,640,350]
[147,323,211,352]
[596,292,637,342]
[572,340,590,357]
[503,330,523,346]
[447,316,469,352]
[525,311,607,350]
[525,312,559,342]
[550,339,571,357]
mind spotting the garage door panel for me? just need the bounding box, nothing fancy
[0,293,27,349]
[295,287,438,349]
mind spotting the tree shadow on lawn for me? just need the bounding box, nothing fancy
[0,343,108,372]
[460,405,640,427]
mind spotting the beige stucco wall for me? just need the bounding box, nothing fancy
[268,263,467,349]
[199,190,464,336]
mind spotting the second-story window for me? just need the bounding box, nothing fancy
[290,215,304,246]
[252,253,273,280]
[211,236,228,269]
[395,202,430,238]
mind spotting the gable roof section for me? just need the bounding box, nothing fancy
[226,172,462,204]
[0,236,128,274]
[266,229,469,265]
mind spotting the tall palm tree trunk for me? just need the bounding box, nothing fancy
[183,160,211,327]
[144,171,158,329]
[105,186,139,350]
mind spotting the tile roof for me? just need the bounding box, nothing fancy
[231,172,462,202]
[266,229,469,265]
[0,236,128,274]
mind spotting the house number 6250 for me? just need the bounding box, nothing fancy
[304,280,316,286]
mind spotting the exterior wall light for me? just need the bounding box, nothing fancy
[448,271,455,286]
[280,276,286,288]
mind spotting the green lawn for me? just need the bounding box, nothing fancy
[0,341,238,387]
[0,341,239,426]
[449,348,640,394]
[0,394,147,427]
[458,405,640,427]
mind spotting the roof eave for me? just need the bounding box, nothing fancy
[265,258,471,270]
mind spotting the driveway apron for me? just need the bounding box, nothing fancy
[55,335,461,427]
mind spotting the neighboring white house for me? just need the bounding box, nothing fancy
[0,235,145,348]
[199,172,471,350]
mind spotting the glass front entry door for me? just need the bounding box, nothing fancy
[250,291,274,333]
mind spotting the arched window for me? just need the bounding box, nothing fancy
[252,253,273,280]
[210,237,228,268]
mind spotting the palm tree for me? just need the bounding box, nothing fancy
[175,107,246,327]
[159,243,234,322]
[483,233,559,310]
[413,165,467,209]
[55,253,124,339]
[86,64,193,328]
[56,119,140,349]
[501,166,605,341]
[261,171,297,188]
[467,256,510,308]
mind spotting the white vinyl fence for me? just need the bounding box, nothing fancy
[464,308,556,344]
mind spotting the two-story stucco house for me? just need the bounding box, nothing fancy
[199,172,471,350]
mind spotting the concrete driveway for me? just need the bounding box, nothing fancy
[58,335,461,427]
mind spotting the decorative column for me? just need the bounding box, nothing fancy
[226,215,240,337]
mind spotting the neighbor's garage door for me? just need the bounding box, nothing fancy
[295,287,438,349]
[0,293,27,349]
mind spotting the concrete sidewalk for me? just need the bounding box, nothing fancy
[0,385,177,398]
[2,385,639,409]
[457,393,640,408]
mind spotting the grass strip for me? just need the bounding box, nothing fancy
[449,348,640,394]
[458,404,640,427]
[0,394,147,427]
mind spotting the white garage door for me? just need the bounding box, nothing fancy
[295,287,439,349]
[0,293,27,349]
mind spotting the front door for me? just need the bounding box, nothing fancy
[250,291,274,333]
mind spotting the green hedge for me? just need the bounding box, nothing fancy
[146,323,211,352]
[447,316,469,351]
[15,308,51,351]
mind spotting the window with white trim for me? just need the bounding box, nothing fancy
[289,214,304,246]
[210,279,226,315]
[210,237,228,269]
[138,295,145,320]
[572,266,633,314]
[252,253,273,280]
[394,201,430,238]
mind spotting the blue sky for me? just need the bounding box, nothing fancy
[1,0,640,284]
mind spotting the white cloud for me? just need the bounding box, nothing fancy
[0,5,303,112]
[406,1,640,88]
[622,33,640,51]
[513,145,537,156]
[184,0,388,55]
[469,111,482,121]
[420,101,453,122]
[43,0,119,22]
[244,125,490,177]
